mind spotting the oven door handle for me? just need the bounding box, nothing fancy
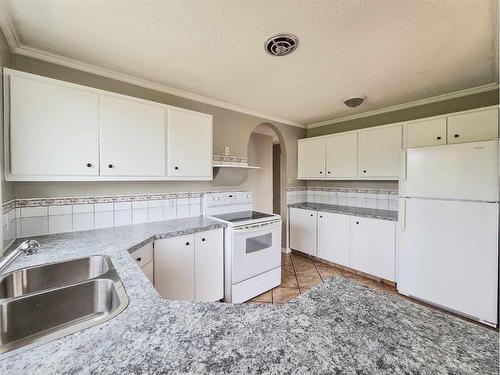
[232,220,281,234]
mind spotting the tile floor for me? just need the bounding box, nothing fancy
[246,251,397,304]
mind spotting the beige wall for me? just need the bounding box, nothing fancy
[0,31,13,202]
[8,54,306,199]
[247,132,273,213]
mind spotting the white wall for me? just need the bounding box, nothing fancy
[247,132,273,213]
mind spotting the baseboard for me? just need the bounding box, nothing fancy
[281,247,291,254]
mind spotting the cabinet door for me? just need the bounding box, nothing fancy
[359,126,402,178]
[325,132,357,178]
[350,217,396,281]
[142,262,154,283]
[447,108,498,144]
[154,234,195,301]
[9,75,99,176]
[194,229,224,302]
[297,138,325,179]
[100,95,165,176]
[289,208,317,256]
[405,118,447,148]
[167,108,212,178]
[317,212,350,267]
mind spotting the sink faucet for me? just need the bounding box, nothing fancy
[0,239,40,277]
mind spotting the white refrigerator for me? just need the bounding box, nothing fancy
[398,139,499,327]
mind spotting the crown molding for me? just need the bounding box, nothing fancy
[0,4,304,128]
[307,82,500,129]
[0,1,20,50]
[13,45,305,128]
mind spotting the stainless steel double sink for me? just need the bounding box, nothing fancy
[0,255,129,357]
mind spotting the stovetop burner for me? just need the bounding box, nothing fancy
[211,210,276,223]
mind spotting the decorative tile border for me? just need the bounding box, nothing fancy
[286,186,399,211]
[1,191,235,248]
[213,154,248,166]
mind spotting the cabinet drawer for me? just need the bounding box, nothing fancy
[131,242,153,267]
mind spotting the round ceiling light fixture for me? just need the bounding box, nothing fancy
[343,96,366,108]
[265,33,299,56]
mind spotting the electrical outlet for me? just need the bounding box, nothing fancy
[224,146,230,156]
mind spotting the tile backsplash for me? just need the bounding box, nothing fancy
[2,192,204,249]
[286,186,399,211]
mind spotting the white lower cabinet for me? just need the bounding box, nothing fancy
[194,229,224,302]
[154,229,223,302]
[131,242,154,283]
[289,208,317,256]
[350,216,396,281]
[317,212,350,267]
[290,208,396,281]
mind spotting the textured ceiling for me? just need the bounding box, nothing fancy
[2,0,498,125]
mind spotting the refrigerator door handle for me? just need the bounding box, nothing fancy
[400,149,407,181]
[400,199,406,231]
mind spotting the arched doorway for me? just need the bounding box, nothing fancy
[246,123,288,248]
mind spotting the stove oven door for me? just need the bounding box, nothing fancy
[231,220,281,284]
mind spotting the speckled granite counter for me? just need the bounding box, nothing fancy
[0,216,497,374]
[288,202,398,221]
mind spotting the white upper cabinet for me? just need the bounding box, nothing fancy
[9,74,99,177]
[5,69,213,181]
[405,118,447,148]
[358,125,402,178]
[447,108,498,144]
[325,132,357,178]
[297,138,325,179]
[100,95,165,176]
[167,108,213,178]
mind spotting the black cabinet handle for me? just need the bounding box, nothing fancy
[86,163,92,168]
[136,257,141,262]
[310,214,313,217]
[454,134,459,138]
[319,215,323,218]
[327,171,331,174]
[355,221,359,224]
[185,242,190,246]
[108,164,113,168]
[319,171,323,174]
[362,170,367,173]
[175,166,179,170]
[436,136,442,140]
[202,238,206,242]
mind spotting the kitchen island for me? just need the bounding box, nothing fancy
[0,216,497,374]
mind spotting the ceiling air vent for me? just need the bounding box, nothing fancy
[265,34,299,56]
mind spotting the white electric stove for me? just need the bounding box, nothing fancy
[203,192,282,303]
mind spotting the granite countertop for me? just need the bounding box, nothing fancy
[0,216,497,374]
[288,202,398,221]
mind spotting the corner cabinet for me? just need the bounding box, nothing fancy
[4,69,213,181]
[154,228,224,302]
